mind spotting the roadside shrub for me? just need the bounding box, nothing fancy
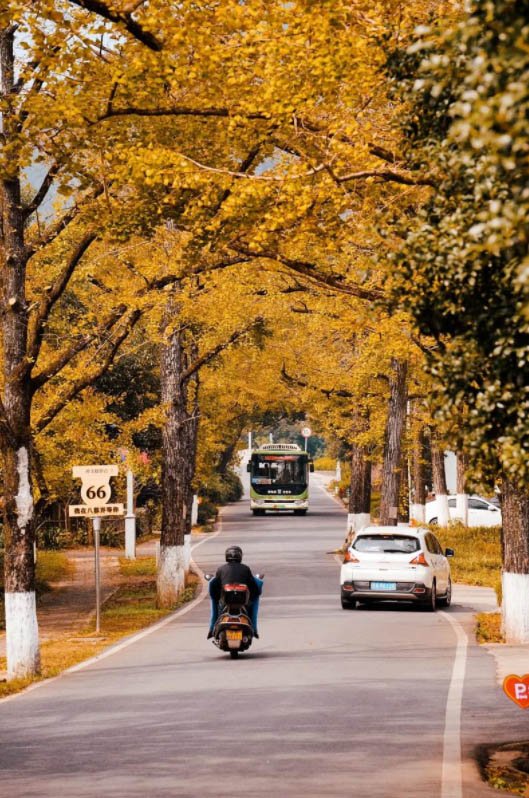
[197,499,217,524]
[36,524,72,550]
[313,456,336,471]
[221,470,243,502]
[435,523,502,601]
[201,471,243,505]
[68,519,123,547]
[136,500,161,538]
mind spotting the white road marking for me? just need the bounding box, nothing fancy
[0,523,222,704]
[439,610,469,798]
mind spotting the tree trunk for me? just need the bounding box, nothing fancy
[346,443,371,538]
[379,359,408,526]
[410,426,427,524]
[1,26,40,679]
[501,480,529,643]
[431,434,449,526]
[158,311,187,607]
[455,453,469,525]
[183,365,199,574]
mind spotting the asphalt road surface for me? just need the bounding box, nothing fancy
[0,481,526,797]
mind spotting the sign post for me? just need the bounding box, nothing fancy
[301,426,312,452]
[70,465,124,632]
[93,517,101,634]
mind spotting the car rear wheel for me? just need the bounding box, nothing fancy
[429,517,438,525]
[438,577,452,608]
[424,581,437,612]
[293,509,307,516]
[252,509,265,516]
[341,597,357,610]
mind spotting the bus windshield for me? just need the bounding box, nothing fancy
[251,455,307,486]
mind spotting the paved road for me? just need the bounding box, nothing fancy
[0,483,526,797]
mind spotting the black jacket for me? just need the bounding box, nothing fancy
[213,562,260,602]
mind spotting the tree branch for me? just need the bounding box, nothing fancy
[30,304,127,392]
[337,168,435,188]
[23,162,62,219]
[281,363,353,399]
[34,308,141,434]
[94,105,270,124]
[368,144,400,164]
[27,232,98,365]
[25,185,105,257]
[180,317,264,384]
[144,256,251,293]
[233,247,384,302]
[67,0,163,51]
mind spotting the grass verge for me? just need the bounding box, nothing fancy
[435,523,502,598]
[0,571,200,698]
[434,523,503,645]
[36,550,75,587]
[476,612,504,644]
[0,550,74,632]
[119,555,157,577]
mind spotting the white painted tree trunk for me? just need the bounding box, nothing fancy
[157,545,185,607]
[455,493,468,526]
[5,592,40,679]
[436,494,450,526]
[183,534,191,574]
[502,573,529,644]
[410,503,426,524]
[347,512,371,534]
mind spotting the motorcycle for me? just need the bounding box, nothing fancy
[205,574,263,658]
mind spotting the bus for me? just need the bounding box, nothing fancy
[247,443,314,515]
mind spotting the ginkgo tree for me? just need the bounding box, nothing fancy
[1,0,453,680]
[384,0,529,640]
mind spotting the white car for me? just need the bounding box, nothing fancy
[426,495,501,527]
[340,526,453,611]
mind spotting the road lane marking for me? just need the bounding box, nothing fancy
[439,610,469,798]
[0,523,223,704]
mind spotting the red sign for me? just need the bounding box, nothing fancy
[503,674,529,709]
[263,455,298,461]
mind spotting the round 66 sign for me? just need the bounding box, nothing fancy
[72,465,118,506]
[301,427,312,438]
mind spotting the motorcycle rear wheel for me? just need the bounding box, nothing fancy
[230,650,239,659]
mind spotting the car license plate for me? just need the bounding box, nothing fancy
[226,630,242,641]
[371,582,397,591]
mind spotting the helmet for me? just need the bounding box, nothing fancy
[225,546,243,563]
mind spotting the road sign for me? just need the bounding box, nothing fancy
[72,464,118,506]
[301,427,312,438]
[503,674,529,709]
[68,504,124,517]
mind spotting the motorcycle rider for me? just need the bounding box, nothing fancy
[207,546,262,639]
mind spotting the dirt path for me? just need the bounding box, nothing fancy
[0,539,159,659]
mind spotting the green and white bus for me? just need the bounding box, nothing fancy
[247,443,314,515]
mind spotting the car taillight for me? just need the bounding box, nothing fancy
[343,551,360,563]
[410,552,429,566]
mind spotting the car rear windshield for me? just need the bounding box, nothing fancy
[353,535,420,554]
